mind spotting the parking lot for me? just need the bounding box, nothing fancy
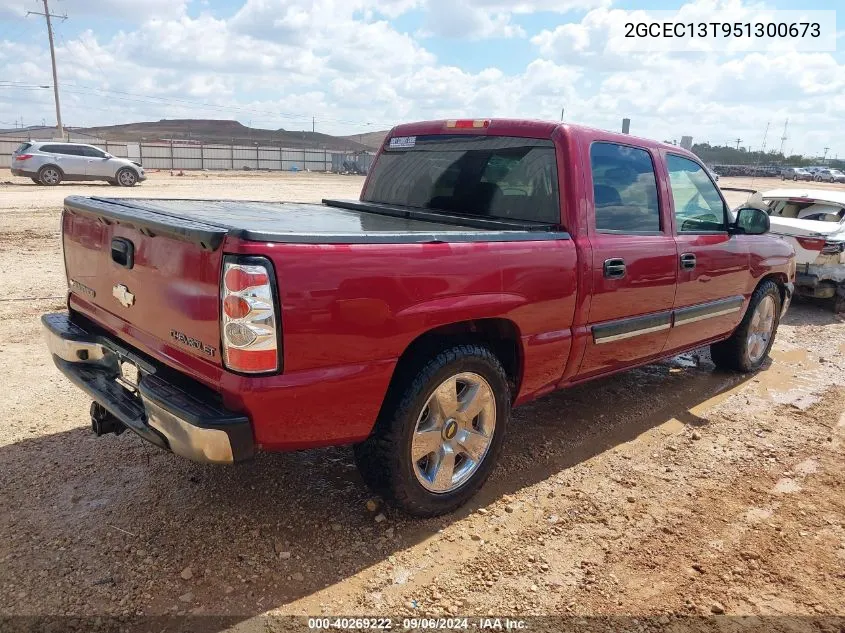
[0,169,843,629]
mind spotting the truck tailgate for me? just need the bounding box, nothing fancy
[63,197,227,366]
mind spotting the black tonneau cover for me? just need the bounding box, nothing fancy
[63,196,567,251]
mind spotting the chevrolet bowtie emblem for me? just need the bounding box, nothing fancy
[112,283,135,308]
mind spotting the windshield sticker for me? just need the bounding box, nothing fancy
[389,136,416,149]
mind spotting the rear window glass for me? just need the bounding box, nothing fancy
[362,135,560,225]
[15,143,31,153]
[40,144,85,156]
[590,142,661,233]
[766,199,845,223]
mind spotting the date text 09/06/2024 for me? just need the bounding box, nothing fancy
[308,617,527,630]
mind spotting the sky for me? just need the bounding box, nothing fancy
[0,0,842,156]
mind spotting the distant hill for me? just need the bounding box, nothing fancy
[60,119,370,151]
[340,130,389,150]
[0,125,58,138]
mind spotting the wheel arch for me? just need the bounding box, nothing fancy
[758,272,789,307]
[378,318,523,421]
[116,165,141,178]
[38,163,64,176]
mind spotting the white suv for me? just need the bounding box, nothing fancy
[11,141,146,187]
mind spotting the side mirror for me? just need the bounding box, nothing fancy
[103,153,113,159]
[732,207,770,235]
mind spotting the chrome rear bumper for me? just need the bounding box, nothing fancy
[42,312,253,464]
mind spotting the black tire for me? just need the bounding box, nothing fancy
[833,284,845,314]
[711,280,782,372]
[107,179,120,186]
[38,165,62,186]
[115,168,138,187]
[31,177,43,185]
[354,344,511,517]
[793,175,798,181]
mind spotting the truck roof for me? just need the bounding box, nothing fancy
[388,118,685,154]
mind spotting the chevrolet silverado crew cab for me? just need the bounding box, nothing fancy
[43,119,795,516]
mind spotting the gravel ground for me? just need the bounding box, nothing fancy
[0,171,843,632]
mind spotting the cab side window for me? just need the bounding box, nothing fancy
[590,142,661,233]
[666,154,726,233]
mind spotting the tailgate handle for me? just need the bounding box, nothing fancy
[111,238,134,269]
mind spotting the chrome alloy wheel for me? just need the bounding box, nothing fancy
[41,168,60,185]
[411,372,496,493]
[747,294,776,364]
[118,169,137,186]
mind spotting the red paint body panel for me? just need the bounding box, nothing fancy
[59,119,795,453]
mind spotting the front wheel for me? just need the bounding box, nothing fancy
[711,280,781,372]
[354,344,511,517]
[116,168,138,187]
[833,284,845,314]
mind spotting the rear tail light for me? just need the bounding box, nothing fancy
[14,154,33,161]
[221,257,279,374]
[795,237,826,251]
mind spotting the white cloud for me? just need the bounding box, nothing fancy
[0,0,843,158]
[418,0,525,40]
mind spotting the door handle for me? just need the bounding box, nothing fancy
[680,253,696,269]
[603,258,626,279]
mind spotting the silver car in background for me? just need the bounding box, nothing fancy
[780,167,813,181]
[814,169,845,183]
[11,141,146,186]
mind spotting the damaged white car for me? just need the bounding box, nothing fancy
[745,189,845,312]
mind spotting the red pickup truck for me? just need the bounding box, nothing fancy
[44,119,795,516]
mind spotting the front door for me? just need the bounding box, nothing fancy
[577,141,678,378]
[662,152,749,351]
[83,146,115,177]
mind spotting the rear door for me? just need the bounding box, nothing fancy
[662,152,748,351]
[43,144,88,176]
[576,140,678,378]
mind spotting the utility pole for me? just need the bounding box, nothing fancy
[823,147,829,164]
[778,118,788,156]
[312,116,315,133]
[734,138,742,150]
[28,0,66,139]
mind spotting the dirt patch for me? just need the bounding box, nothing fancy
[0,171,843,631]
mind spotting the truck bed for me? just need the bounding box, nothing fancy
[64,196,564,249]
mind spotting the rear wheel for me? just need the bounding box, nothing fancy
[711,280,781,372]
[38,166,62,186]
[354,344,510,517]
[116,168,138,187]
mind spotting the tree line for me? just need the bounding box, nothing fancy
[689,143,842,169]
